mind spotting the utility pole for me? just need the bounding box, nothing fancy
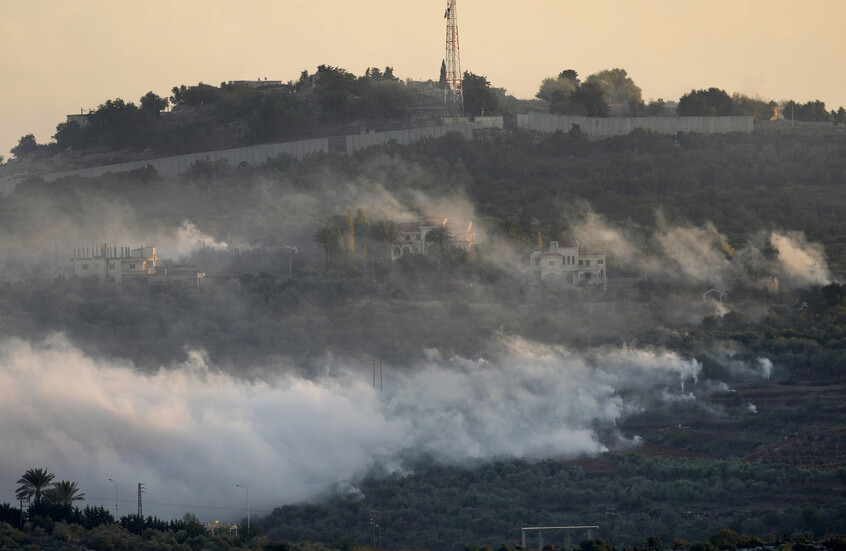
[137,483,145,537]
[443,0,464,118]
[108,478,118,520]
[19,496,28,529]
[370,511,381,550]
[236,484,250,535]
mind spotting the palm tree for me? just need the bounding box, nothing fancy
[368,221,400,258]
[16,468,55,503]
[425,226,453,258]
[44,480,86,507]
[313,225,340,270]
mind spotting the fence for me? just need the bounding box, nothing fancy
[516,112,753,137]
[1,113,749,194]
[38,138,329,183]
[345,123,476,155]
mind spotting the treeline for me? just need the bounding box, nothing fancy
[0,513,277,550]
[8,63,845,164]
[260,454,845,549]
[3,466,264,549]
[533,68,846,122]
[6,64,503,160]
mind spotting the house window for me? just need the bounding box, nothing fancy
[579,260,584,266]
[586,260,591,266]
[129,263,136,269]
[598,259,604,264]
[548,260,555,266]
[109,263,115,269]
[82,264,88,270]
[533,258,540,266]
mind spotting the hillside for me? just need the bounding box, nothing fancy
[1,109,845,550]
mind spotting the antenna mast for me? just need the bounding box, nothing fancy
[443,0,464,118]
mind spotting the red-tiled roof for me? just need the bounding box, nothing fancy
[398,222,420,232]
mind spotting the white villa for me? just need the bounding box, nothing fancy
[529,240,607,289]
[71,244,204,285]
[391,216,476,260]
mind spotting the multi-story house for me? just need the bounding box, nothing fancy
[529,240,606,289]
[391,216,476,260]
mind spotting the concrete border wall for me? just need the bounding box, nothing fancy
[40,138,329,182]
[2,113,749,194]
[345,123,476,155]
[516,112,753,137]
[31,123,483,187]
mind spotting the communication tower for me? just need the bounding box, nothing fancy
[443,0,464,118]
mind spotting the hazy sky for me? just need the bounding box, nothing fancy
[2,0,845,157]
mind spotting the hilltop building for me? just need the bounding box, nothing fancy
[529,240,606,290]
[70,244,204,286]
[391,216,476,260]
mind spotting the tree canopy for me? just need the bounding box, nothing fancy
[677,88,733,116]
[462,71,499,116]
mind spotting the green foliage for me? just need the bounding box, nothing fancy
[782,99,833,122]
[536,70,579,102]
[463,71,499,116]
[731,94,775,119]
[261,455,844,549]
[16,468,55,503]
[170,82,221,106]
[54,120,85,150]
[558,81,610,117]
[44,481,85,508]
[643,99,667,116]
[81,505,115,529]
[581,539,609,551]
[0,504,22,526]
[10,134,39,158]
[541,68,641,116]
[140,91,169,115]
[677,88,733,116]
[585,68,642,110]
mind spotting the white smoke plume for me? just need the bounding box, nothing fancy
[569,210,831,289]
[0,334,702,521]
[160,220,232,258]
[769,231,831,285]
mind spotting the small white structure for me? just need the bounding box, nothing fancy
[391,216,476,260]
[702,288,728,302]
[529,240,606,289]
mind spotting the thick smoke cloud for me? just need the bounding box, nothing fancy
[0,153,480,280]
[769,231,830,285]
[570,211,832,289]
[0,333,702,521]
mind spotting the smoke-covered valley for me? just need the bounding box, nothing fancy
[0,130,844,543]
[0,330,772,520]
